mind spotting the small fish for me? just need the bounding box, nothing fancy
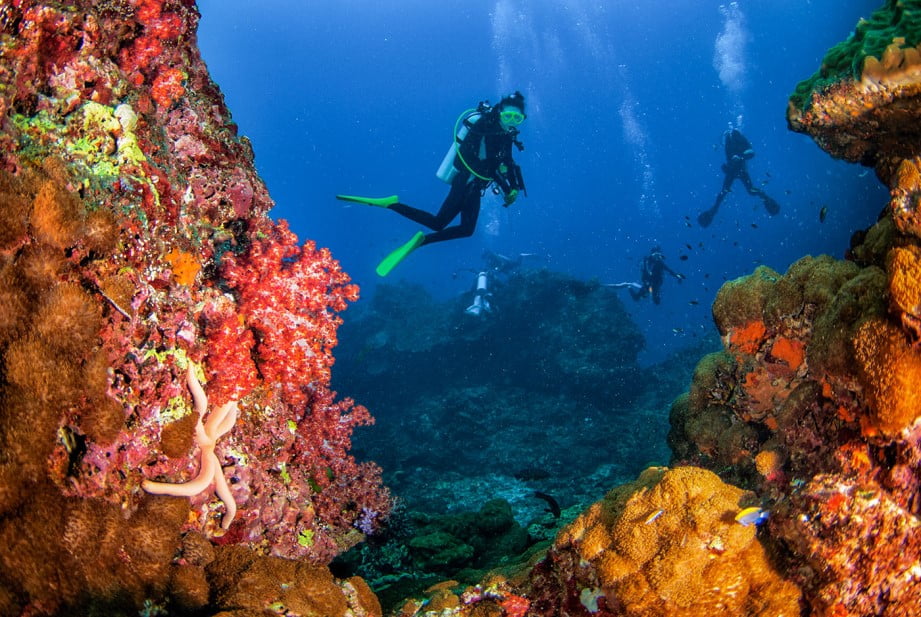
[819,205,828,223]
[685,243,693,250]
[750,223,758,229]
[672,327,684,334]
[644,509,664,525]
[679,255,689,261]
[689,300,699,306]
[735,506,769,527]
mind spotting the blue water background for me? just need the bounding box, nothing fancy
[196,0,887,365]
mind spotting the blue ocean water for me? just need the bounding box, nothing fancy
[196,0,886,364]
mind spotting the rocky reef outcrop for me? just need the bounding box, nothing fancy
[0,1,388,614]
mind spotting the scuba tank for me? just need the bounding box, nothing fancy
[464,271,491,316]
[435,103,491,184]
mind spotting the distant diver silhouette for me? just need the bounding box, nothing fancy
[607,246,683,305]
[698,128,780,227]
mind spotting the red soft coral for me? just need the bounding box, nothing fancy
[219,218,359,410]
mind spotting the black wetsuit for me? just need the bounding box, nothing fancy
[389,110,524,245]
[629,253,681,305]
[698,129,779,227]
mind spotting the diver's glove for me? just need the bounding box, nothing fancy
[503,189,518,207]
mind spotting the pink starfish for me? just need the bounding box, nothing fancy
[142,364,239,530]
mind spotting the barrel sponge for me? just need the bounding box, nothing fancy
[853,317,921,436]
[712,266,779,335]
[556,466,801,616]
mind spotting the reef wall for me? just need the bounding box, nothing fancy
[0,1,388,614]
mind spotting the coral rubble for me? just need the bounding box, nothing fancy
[0,1,388,614]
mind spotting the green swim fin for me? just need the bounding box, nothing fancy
[376,231,425,277]
[335,194,399,208]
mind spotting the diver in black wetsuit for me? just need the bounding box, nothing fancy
[337,92,527,276]
[697,128,780,227]
[628,246,684,305]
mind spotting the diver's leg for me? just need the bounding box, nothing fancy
[699,174,733,227]
[420,183,481,245]
[739,169,780,214]
[388,179,466,230]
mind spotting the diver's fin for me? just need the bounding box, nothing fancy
[697,207,716,228]
[763,195,780,216]
[336,194,399,208]
[376,231,425,277]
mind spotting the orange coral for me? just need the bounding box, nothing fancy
[728,320,767,355]
[887,245,921,339]
[755,448,784,477]
[853,317,921,437]
[164,248,201,286]
[770,337,805,370]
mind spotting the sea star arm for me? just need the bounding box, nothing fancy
[141,363,239,530]
[212,461,237,529]
[142,448,217,496]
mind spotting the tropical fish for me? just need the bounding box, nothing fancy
[819,205,828,222]
[644,508,664,524]
[735,506,769,527]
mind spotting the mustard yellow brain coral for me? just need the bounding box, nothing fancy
[553,466,801,617]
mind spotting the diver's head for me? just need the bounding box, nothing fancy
[651,245,665,259]
[498,91,526,131]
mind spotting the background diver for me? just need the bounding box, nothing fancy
[337,92,527,276]
[697,127,780,228]
[607,246,684,305]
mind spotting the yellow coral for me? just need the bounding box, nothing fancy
[853,317,921,437]
[551,467,801,616]
[888,245,921,335]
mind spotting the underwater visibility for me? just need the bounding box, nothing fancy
[2,0,921,615]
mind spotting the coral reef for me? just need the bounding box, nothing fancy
[392,4,921,615]
[0,0,389,614]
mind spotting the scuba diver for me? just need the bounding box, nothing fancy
[608,247,683,305]
[697,127,780,228]
[337,92,527,277]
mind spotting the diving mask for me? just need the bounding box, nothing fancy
[500,108,526,127]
